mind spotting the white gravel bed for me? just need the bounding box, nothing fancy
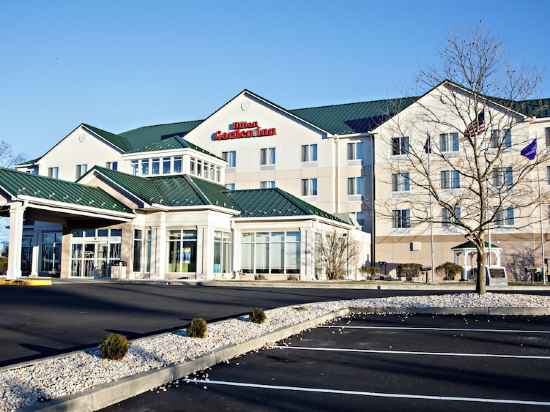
[1,292,549,411]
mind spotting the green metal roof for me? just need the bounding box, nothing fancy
[88,167,345,222]
[0,168,132,214]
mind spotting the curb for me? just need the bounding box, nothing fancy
[27,308,350,412]
[349,306,550,316]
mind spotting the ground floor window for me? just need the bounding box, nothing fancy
[71,228,122,277]
[213,231,232,273]
[168,229,197,272]
[241,231,301,274]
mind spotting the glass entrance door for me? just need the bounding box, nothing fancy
[40,232,62,275]
[70,229,122,278]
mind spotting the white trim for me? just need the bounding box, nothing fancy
[150,204,240,215]
[232,215,353,230]
[185,379,550,407]
[18,196,134,220]
[273,345,550,360]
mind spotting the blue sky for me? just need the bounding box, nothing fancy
[1,0,549,161]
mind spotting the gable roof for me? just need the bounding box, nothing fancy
[0,168,132,214]
[85,167,346,223]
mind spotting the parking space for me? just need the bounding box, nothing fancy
[106,314,550,411]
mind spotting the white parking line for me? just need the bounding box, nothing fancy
[321,325,550,334]
[273,345,550,360]
[185,379,550,406]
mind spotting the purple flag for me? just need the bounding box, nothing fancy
[520,138,537,160]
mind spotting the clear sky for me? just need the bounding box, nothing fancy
[1,0,549,161]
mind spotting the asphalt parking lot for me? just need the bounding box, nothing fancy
[0,282,459,367]
[106,314,550,412]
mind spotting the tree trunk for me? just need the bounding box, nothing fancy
[476,238,487,295]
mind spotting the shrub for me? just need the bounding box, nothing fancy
[436,262,463,281]
[396,263,423,279]
[188,318,208,338]
[0,256,7,275]
[287,275,299,281]
[254,274,267,280]
[249,308,267,324]
[99,333,129,360]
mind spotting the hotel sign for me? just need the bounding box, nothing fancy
[214,121,277,141]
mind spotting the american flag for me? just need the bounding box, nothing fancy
[464,111,486,137]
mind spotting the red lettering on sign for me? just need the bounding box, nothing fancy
[214,121,277,141]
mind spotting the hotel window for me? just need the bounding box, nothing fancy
[225,183,235,191]
[391,172,410,192]
[260,180,276,189]
[197,159,203,176]
[190,157,196,174]
[133,229,143,272]
[347,142,364,160]
[493,167,513,187]
[392,209,411,228]
[495,207,515,227]
[216,166,221,182]
[167,229,197,272]
[301,144,318,162]
[151,158,160,175]
[241,231,301,274]
[173,156,182,173]
[209,163,215,180]
[222,151,236,168]
[75,164,87,179]
[260,147,276,166]
[391,136,409,156]
[48,167,59,179]
[442,206,461,227]
[347,176,365,195]
[106,161,118,171]
[141,159,149,176]
[301,178,318,196]
[490,129,512,149]
[131,160,138,176]
[546,127,550,148]
[439,133,459,152]
[213,232,232,273]
[162,157,171,174]
[441,170,460,189]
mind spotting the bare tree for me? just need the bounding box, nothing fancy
[316,231,359,280]
[0,140,25,168]
[379,29,546,294]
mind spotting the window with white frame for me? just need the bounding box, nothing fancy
[151,158,160,175]
[301,144,318,162]
[141,159,149,176]
[216,166,221,182]
[133,229,143,272]
[495,206,515,227]
[391,172,410,192]
[222,151,236,168]
[347,176,365,195]
[490,129,512,149]
[75,164,87,179]
[442,206,461,227]
[260,147,276,166]
[131,160,138,176]
[167,229,197,272]
[197,159,203,176]
[493,166,513,187]
[48,167,59,179]
[441,170,460,189]
[163,157,171,174]
[439,133,459,152]
[391,136,409,156]
[392,209,411,228]
[347,141,364,160]
[301,178,318,196]
[106,161,118,171]
[173,156,182,173]
[241,231,301,274]
[260,180,276,189]
[213,231,232,274]
[225,183,235,191]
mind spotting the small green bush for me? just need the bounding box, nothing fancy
[99,333,129,360]
[287,275,299,281]
[188,318,208,338]
[254,274,267,280]
[249,308,267,324]
[436,262,463,280]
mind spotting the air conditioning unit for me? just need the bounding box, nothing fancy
[410,241,421,251]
